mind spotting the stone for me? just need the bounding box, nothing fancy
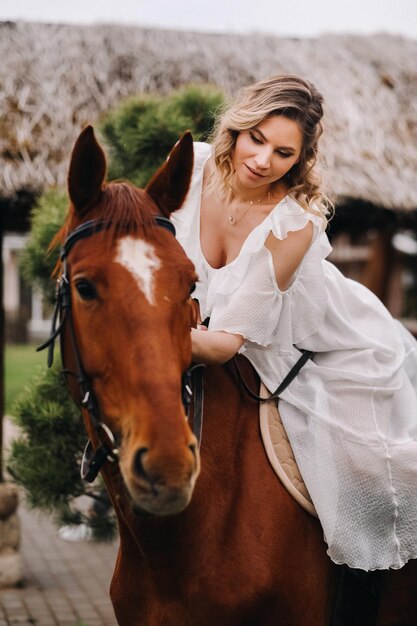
[0,549,21,588]
[0,513,20,551]
[0,483,19,519]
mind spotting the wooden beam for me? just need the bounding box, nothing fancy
[362,228,396,305]
[0,224,4,482]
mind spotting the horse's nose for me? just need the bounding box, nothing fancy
[132,444,198,485]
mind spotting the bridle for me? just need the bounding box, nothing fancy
[38,215,204,484]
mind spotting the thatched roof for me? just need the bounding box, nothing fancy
[1,21,417,211]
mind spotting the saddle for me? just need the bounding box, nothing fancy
[258,382,317,518]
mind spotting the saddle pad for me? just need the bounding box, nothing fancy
[259,382,318,518]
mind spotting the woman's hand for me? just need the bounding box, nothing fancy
[191,328,244,365]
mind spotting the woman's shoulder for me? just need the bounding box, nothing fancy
[276,193,324,226]
[257,193,325,249]
[193,141,212,170]
[171,143,211,244]
[185,141,211,191]
[236,193,330,265]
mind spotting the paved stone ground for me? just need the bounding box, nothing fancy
[1,419,119,626]
[0,506,119,626]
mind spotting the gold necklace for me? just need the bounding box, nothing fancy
[228,189,271,225]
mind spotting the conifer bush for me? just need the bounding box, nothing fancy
[8,366,85,507]
[100,83,225,185]
[19,189,67,304]
[9,83,225,540]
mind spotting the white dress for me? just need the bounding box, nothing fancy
[172,142,417,571]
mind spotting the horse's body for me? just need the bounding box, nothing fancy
[107,358,337,625]
[56,126,417,625]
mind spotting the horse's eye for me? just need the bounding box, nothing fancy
[75,279,97,300]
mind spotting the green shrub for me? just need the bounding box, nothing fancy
[19,188,68,304]
[7,365,116,541]
[100,83,224,185]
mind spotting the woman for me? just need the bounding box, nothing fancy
[171,74,417,571]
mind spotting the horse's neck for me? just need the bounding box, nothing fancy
[199,358,259,473]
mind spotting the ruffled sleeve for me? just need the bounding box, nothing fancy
[206,196,332,355]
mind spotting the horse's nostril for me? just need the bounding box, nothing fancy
[133,447,150,481]
[132,443,198,486]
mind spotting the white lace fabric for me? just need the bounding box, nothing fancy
[172,142,417,571]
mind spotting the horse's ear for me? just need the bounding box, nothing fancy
[145,131,194,216]
[68,125,106,214]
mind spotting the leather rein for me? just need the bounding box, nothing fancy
[37,215,204,483]
[199,318,315,404]
[232,348,314,403]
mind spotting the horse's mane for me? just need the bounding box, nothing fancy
[50,181,157,272]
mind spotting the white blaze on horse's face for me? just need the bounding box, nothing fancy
[115,236,161,305]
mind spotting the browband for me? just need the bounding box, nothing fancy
[61,215,176,260]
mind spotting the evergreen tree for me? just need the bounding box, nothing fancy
[19,189,67,304]
[101,83,224,185]
[8,366,116,541]
[9,83,225,540]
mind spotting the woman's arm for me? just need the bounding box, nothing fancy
[265,221,314,291]
[191,327,244,364]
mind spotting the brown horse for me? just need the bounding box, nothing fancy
[53,126,417,625]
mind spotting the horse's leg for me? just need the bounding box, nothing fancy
[376,559,417,625]
[331,567,383,626]
[228,572,338,626]
[110,542,195,626]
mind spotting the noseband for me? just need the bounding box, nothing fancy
[38,215,204,483]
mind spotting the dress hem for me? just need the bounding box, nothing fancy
[327,550,417,571]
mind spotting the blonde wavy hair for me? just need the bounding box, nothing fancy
[209,74,332,220]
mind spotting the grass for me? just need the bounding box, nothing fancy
[4,343,47,415]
